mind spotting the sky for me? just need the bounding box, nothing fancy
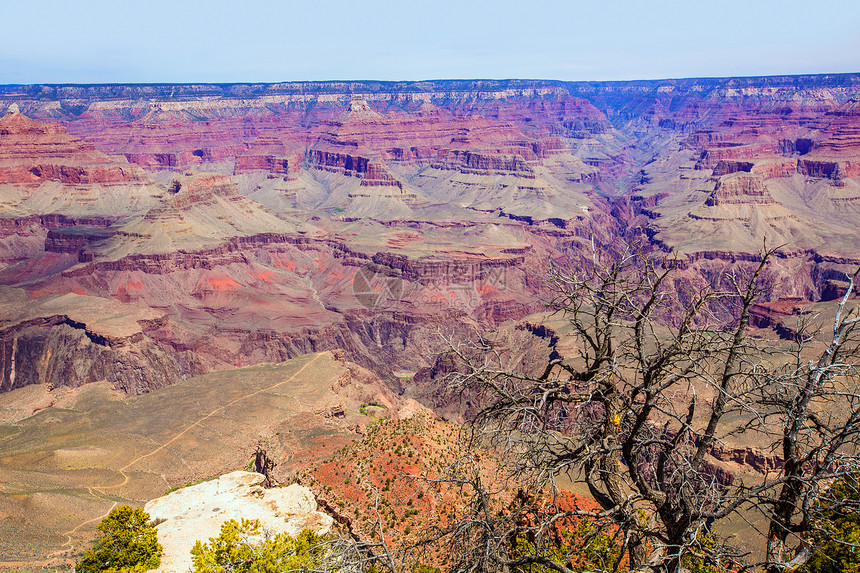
[2,0,859,84]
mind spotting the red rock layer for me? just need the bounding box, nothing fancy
[435,91,610,138]
[0,109,145,186]
[233,136,302,178]
[45,226,116,255]
[306,97,559,179]
[706,175,775,206]
[169,173,244,209]
[308,150,372,176]
[312,97,525,157]
[72,111,306,172]
[433,150,536,178]
[359,163,402,188]
[797,158,860,179]
[685,98,860,182]
[751,160,798,179]
[814,102,860,157]
[695,143,780,170]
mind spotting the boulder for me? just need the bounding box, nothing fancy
[144,471,333,573]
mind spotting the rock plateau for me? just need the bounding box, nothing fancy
[145,471,333,573]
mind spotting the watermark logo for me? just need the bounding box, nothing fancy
[350,260,509,313]
[352,263,404,310]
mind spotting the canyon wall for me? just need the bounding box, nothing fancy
[0,74,859,398]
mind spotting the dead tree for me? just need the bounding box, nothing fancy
[254,445,277,488]
[750,270,860,573]
[436,243,860,573]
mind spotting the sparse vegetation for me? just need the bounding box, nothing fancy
[75,505,162,573]
[302,413,511,570]
[509,511,625,573]
[800,475,860,573]
[436,244,860,573]
[190,519,329,573]
[360,401,387,417]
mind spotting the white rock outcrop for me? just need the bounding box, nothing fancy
[144,471,333,573]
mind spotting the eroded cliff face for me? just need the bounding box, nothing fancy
[0,288,193,394]
[0,105,148,190]
[0,321,188,394]
[12,225,553,394]
[0,76,858,399]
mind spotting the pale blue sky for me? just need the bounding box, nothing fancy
[2,0,858,84]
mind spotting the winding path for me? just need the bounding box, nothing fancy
[1,353,324,568]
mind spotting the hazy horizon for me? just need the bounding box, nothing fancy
[3,71,860,87]
[3,0,859,84]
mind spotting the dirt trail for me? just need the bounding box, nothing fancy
[1,353,324,568]
[100,352,323,492]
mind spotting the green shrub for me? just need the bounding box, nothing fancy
[510,518,624,573]
[800,477,860,573]
[190,519,329,573]
[75,505,162,573]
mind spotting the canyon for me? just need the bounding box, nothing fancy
[1,75,858,397]
[1,74,860,568]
